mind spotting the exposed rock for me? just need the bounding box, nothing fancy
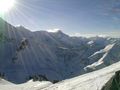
[12,38,29,63]
[17,38,29,52]
[102,70,120,90]
[28,74,48,81]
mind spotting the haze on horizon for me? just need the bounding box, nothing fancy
[1,0,120,37]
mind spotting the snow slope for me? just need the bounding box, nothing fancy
[0,61,120,90]
[40,61,120,90]
[0,80,52,90]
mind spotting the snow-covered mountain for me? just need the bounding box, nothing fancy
[40,60,120,90]
[0,18,120,84]
[0,58,120,90]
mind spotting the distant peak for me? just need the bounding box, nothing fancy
[46,29,69,37]
[54,30,69,38]
[57,30,63,33]
[16,25,25,28]
[56,30,63,34]
[16,25,29,30]
[15,25,31,32]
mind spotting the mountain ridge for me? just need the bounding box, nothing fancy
[0,18,120,84]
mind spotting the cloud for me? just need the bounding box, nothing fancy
[71,33,107,38]
[47,28,60,32]
[71,32,120,38]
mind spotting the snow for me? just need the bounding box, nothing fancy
[1,18,120,90]
[104,44,115,52]
[90,44,115,57]
[1,18,120,84]
[0,61,120,90]
[84,53,107,71]
[0,79,13,85]
[0,80,52,90]
[40,61,120,90]
[84,44,115,70]
[87,40,94,45]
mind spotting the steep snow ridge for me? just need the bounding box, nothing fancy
[90,43,115,57]
[104,44,115,51]
[84,44,115,71]
[40,61,120,90]
[84,53,107,71]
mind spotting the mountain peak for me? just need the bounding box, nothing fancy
[55,30,63,34]
[16,25,25,29]
[53,30,69,38]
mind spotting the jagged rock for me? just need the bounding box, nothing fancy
[28,74,59,84]
[28,74,49,81]
[17,38,29,52]
[102,70,120,90]
[12,38,29,63]
[0,73,5,78]
[52,80,59,84]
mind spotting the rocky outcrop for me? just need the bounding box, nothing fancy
[28,74,59,84]
[12,38,29,63]
[102,70,120,90]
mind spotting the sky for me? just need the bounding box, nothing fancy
[2,0,120,37]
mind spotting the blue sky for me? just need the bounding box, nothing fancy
[4,0,120,37]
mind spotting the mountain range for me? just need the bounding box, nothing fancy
[0,18,120,84]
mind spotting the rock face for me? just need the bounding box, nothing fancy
[12,38,29,63]
[102,70,120,90]
[0,18,120,84]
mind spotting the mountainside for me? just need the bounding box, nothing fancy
[0,58,120,90]
[0,18,120,84]
[40,60,120,90]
